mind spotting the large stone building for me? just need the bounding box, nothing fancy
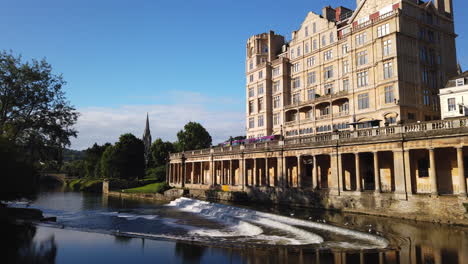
[246,0,457,139]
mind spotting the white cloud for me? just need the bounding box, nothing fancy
[70,98,245,150]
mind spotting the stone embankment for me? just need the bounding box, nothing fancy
[103,180,468,226]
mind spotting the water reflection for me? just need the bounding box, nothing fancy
[7,189,468,264]
[3,222,57,264]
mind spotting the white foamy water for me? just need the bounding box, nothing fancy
[168,197,389,248]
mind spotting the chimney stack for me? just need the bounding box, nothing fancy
[322,6,336,21]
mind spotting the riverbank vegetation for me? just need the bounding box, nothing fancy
[60,121,214,194]
[0,50,79,201]
[123,182,170,194]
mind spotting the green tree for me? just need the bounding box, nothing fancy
[0,50,78,200]
[150,138,174,168]
[84,143,110,178]
[0,50,79,162]
[100,145,116,178]
[100,134,145,180]
[176,122,212,151]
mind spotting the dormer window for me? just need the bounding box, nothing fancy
[456,78,465,87]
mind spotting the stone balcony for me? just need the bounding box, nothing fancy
[170,117,468,159]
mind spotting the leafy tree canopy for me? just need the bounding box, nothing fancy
[176,122,212,151]
[151,138,174,168]
[0,50,79,162]
[100,134,145,180]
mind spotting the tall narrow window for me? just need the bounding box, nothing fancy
[307,72,316,85]
[448,98,456,111]
[273,113,280,125]
[324,66,333,80]
[325,83,334,95]
[384,86,394,103]
[258,70,263,79]
[258,97,264,111]
[423,90,430,106]
[292,93,301,104]
[342,44,349,55]
[258,115,264,127]
[292,63,300,73]
[307,56,315,67]
[357,71,369,87]
[273,96,281,108]
[324,50,333,61]
[357,50,368,66]
[292,77,301,89]
[342,79,350,91]
[273,81,280,92]
[313,39,317,50]
[272,67,280,76]
[305,43,309,54]
[383,40,392,56]
[248,87,254,97]
[329,32,334,43]
[358,93,369,109]
[249,118,255,128]
[343,60,349,74]
[383,62,393,79]
[257,84,264,95]
[249,101,255,114]
[305,26,309,37]
[307,89,316,100]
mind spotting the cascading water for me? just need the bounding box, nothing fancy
[10,194,389,249]
[166,197,389,248]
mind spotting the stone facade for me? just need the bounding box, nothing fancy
[440,72,468,119]
[169,118,468,225]
[245,0,457,139]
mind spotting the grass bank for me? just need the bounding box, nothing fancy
[67,178,166,193]
[67,178,103,192]
[123,182,170,194]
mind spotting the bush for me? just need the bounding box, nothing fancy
[144,166,166,181]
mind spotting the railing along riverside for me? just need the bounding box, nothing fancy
[169,118,468,159]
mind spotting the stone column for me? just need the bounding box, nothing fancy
[404,150,413,195]
[229,160,233,185]
[393,150,407,199]
[330,153,340,195]
[373,152,381,193]
[312,155,318,190]
[181,158,186,188]
[457,147,467,196]
[278,156,284,188]
[210,156,215,185]
[253,158,257,187]
[429,148,438,195]
[220,160,224,185]
[338,153,344,192]
[240,157,245,189]
[265,158,270,187]
[297,155,302,188]
[190,162,194,185]
[355,153,362,191]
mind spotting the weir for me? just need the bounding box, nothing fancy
[168,117,468,225]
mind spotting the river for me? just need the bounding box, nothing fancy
[5,187,468,263]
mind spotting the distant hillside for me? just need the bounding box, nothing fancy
[63,149,86,161]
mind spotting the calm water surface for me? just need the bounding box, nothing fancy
[5,187,468,264]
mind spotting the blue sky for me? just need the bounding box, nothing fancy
[2,0,468,149]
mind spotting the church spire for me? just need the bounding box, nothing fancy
[143,113,152,167]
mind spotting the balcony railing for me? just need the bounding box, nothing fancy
[170,117,468,159]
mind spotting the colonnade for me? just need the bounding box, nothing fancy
[168,146,468,197]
